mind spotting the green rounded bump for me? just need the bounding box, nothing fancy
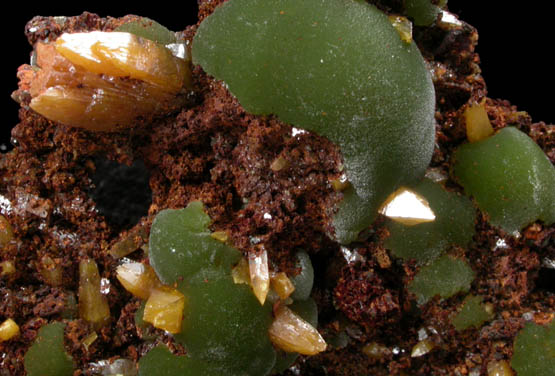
[149,201,241,285]
[450,295,493,331]
[408,254,475,305]
[452,127,555,234]
[193,0,435,244]
[290,250,314,301]
[176,267,276,376]
[115,17,177,44]
[139,345,219,376]
[24,322,75,376]
[511,321,555,376]
[385,179,476,263]
[404,0,441,26]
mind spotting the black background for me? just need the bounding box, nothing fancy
[2,2,552,148]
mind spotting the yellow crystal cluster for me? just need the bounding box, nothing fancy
[116,262,185,334]
[18,31,192,131]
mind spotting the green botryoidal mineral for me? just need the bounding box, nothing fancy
[384,179,475,264]
[511,320,555,376]
[289,250,314,301]
[146,201,276,375]
[115,17,178,44]
[193,0,436,244]
[24,322,75,376]
[450,295,493,331]
[452,127,555,234]
[404,0,447,26]
[408,254,475,305]
[138,345,218,376]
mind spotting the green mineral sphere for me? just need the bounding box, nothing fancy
[452,127,555,234]
[193,0,436,244]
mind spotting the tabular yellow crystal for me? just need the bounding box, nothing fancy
[232,257,250,285]
[268,305,327,355]
[0,319,20,342]
[389,15,413,43]
[464,100,494,142]
[249,249,270,305]
[78,259,110,327]
[487,360,514,376]
[116,262,161,300]
[270,272,296,300]
[21,31,192,131]
[411,339,435,357]
[0,260,15,277]
[143,286,185,334]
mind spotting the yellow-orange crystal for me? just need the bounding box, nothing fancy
[18,31,192,131]
[249,249,270,305]
[464,100,494,142]
[116,262,161,300]
[268,305,327,355]
[270,272,296,300]
[143,286,185,334]
[0,319,20,342]
[78,259,110,327]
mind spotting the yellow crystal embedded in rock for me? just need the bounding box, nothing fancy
[232,257,250,285]
[268,305,327,355]
[39,256,63,286]
[116,262,161,300]
[270,272,296,300]
[464,99,494,142]
[389,15,413,44]
[0,260,15,277]
[0,319,20,342]
[20,31,192,131]
[249,249,270,305]
[143,286,185,334]
[0,215,14,249]
[487,360,514,376]
[380,187,436,225]
[411,339,435,357]
[78,259,110,327]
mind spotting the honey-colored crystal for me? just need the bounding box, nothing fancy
[82,331,98,351]
[0,318,20,342]
[270,156,289,172]
[487,360,514,376]
[0,215,14,248]
[116,261,161,300]
[411,339,435,357]
[78,259,110,327]
[0,260,15,277]
[19,31,192,131]
[389,15,413,43]
[362,342,390,359]
[210,230,229,243]
[268,305,327,355]
[464,99,494,142]
[249,249,270,305]
[232,257,250,285]
[271,272,296,300]
[380,187,436,225]
[143,286,185,334]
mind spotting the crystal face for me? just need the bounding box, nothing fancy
[18,31,192,131]
[193,0,435,243]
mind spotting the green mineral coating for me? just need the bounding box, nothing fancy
[115,17,177,44]
[404,0,440,26]
[176,267,276,376]
[272,298,319,374]
[149,201,241,285]
[450,295,493,331]
[384,179,476,263]
[290,250,314,301]
[24,322,75,376]
[139,345,219,376]
[452,127,555,234]
[511,320,555,376]
[408,254,475,305]
[193,0,436,244]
